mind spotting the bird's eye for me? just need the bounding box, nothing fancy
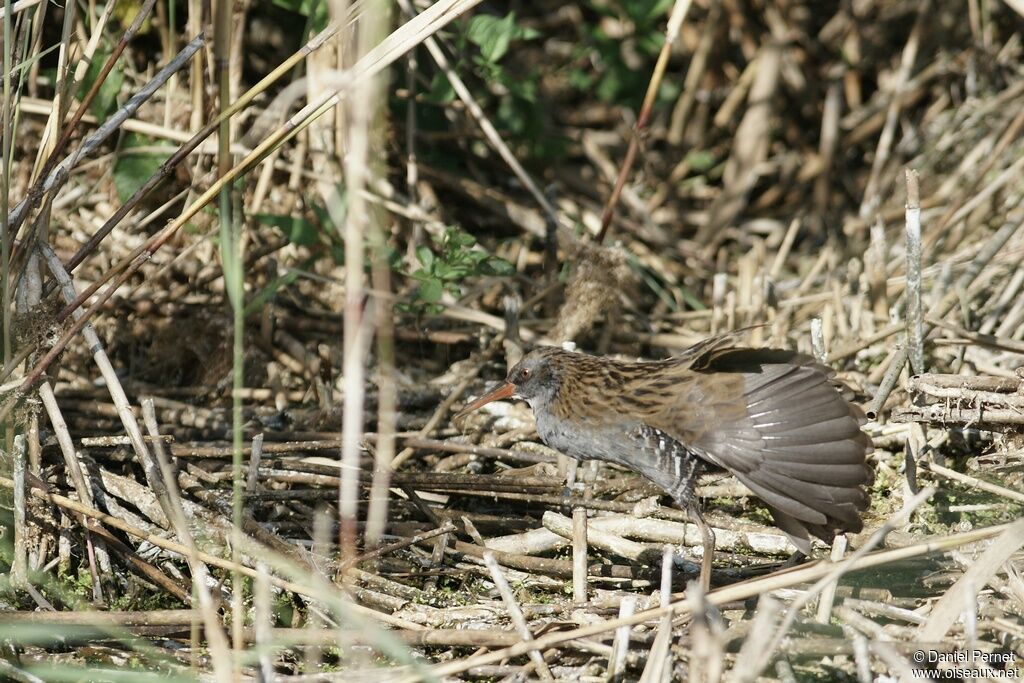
[520,368,531,379]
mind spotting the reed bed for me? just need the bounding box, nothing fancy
[0,0,1022,680]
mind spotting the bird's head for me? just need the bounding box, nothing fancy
[455,347,566,419]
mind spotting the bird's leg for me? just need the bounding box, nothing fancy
[688,503,716,591]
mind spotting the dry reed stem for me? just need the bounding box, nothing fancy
[0,0,47,19]
[0,474,426,631]
[483,552,554,680]
[905,169,924,374]
[408,517,1008,682]
[919,518,1024,640]
[139,398,233,682]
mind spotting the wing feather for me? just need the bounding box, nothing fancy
[639,347,872,550]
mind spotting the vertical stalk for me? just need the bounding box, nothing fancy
[11,436,25,585]
[213,0,243,667]
[905,169,924,375]
[336,0,388,562]
[364,8,400,552]
[188,0,203,132]
[2,0,13,402]
[365,221,395,548]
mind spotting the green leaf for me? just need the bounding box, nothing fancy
[311,202,336,231]
[685,150,717,173]
[330,245,345,265]
[312,187,347,235]
[244,264,306,316]
[483,257,515,276]
[625,0,674,24]
[466,12,519,62]
[255,213,319,247]
[472,56,503,83]
[112,134,173,204]
[270,0,329,30]
[417,278,443,304]
[500,71,537,102]
[82,45,125,119]
[426,72,456,105]
[416,245,435,271]
[432,262,454,279]
[569,66,592,90]
[596,70,624,102]
[448,263,472,278]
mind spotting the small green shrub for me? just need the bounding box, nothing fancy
[404,226,514,314]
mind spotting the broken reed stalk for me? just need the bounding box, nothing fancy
[905,169,924,374]
[572,501,589,604]
[867,344,907,420]
[686,581,724,683]
[869,219,888,318]
[483,552,553,680]
[246,433,265,493]
[811,316,826,362]
[608,596,637,680]
[11,436,25,586]
[815,534,849,623]
[365,227,398,549]
[636,547,675,682]
[868,203,1024,419]
[255,563,273,681]
[730,594,783,681]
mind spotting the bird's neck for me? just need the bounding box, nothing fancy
[525,392,555,416]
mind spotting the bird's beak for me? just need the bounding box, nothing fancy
[454,381,516,420]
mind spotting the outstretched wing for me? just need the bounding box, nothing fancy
[640,348,873,553]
